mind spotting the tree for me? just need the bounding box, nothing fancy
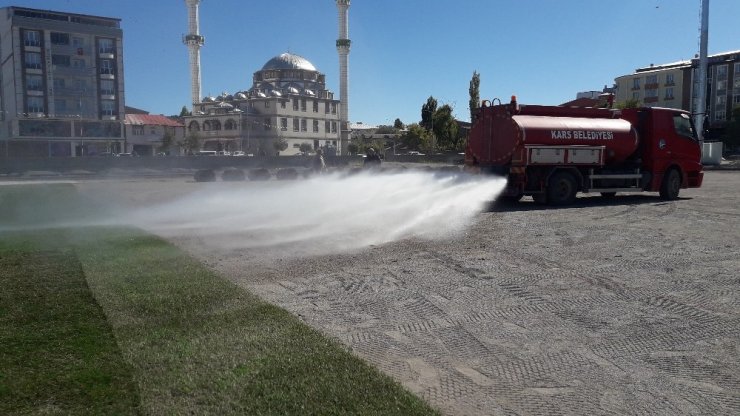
[393,118,405,130]
[375,125,397,134]
[273,138,288,154]
[616,98,640,109]
[158,130,174,153]
[178,132,201,155]
[400,123,432,152]
[179,106,191,117]
[469,71,480,122]
[421,96,438,130]
[347,141,359,155]
[432,104,459,151]
[299,142,313,154]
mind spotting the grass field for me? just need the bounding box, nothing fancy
[0,184,438,415]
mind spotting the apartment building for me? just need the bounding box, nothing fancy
[184,53,341,156]
[614,50,740,131]
[0,6,125,157]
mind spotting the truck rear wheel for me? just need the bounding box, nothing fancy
[659,169,681,200]
[547,172,578,205]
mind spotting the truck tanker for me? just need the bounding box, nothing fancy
[465,97,704,205]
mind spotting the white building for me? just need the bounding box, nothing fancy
[184,53,342,156]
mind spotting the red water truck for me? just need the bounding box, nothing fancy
[465,97,704,204]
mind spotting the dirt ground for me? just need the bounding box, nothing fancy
[74,170,739,415]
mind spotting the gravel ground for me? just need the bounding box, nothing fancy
[74,170,739,415]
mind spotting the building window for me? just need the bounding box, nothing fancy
[646,75,658,85]
[27,96,44,113]
[98,38,115,54]
[331,122,337,133]
[100,80,115,95]
[733,95,740,105]
[188,121,200,131]
[73,59,85,69]
[264,118,271,130]
[325,102,330,113]
[280,118,288,130]
[293,99,299,111]
[325,121,330,132]
[293,118,299,132]
[331,103,337,114]
[716,95,726,106]
[224,119,237,130]
[26,75,43,91]
[72,37,84,47]
[716,64,728,79]
[54,99,66,112]
[646,89,657,98]
[265,100,270,108]
[313,101,319,112]
[101,100,115,116]
[281,100,286,109]
[50,32,70,45]
[25,52,42,69]
[301,119,307,131]
[23,30,41,47]
[665,73,675,85]
[132,125,144,135]
[665,87,674,100]
[53,78,65,90]
[209,120,221,130]
[714,110,726,121]
[632,78,640,89]
[301,99,307,112]
[52,55,71,67]
[716,80,727,92]
[100,60,114,75]
[313,120,319,132]
[632,92,640,100]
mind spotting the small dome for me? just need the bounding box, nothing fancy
[234,92,247,100]
[261,52,317,71]
[203,96,215,102]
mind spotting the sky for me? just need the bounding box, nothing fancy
[9,0,740,126]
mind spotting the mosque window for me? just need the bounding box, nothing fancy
[293,99,299,111]
[265,101,270,108]
[281,100,287,109]
[313,101,318,112]
[293,118,299,132]
[225,119,237,130]
[313,120,319,132]
[203,121,211,131]
[331,103,337,114]
[210,120,221,130]
[325,102,330,113]
[301,99,306,112]
[280,118,288,131]
[301,119,307,131]
[188,121,200,131]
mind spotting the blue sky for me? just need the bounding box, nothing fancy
[10,0,740,125]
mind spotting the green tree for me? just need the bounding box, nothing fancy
[432,104,459,151]
[158,130,174,153]
[722,106,740,150]
[421,96,438,130]
[299,142,313,154]
[400,123,432,152]
[393,118,405,130]
[178,132,201,155]
[347,141,359,155]
[616,98,640,109]
[273,138,288,154]
[375,125,396,134]
[179,106,191,117]
[469,71,480,122]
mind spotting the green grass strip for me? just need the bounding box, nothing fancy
[70,227,438,415]
[0,231,140,416]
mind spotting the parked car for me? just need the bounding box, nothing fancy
[195,150,217,156]
[115,152,135,157]
[407,151,425,156]
[231,151,245,156]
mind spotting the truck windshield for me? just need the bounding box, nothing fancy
[673,113,697,140]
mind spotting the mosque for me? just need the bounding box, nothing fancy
[182,53,341,156]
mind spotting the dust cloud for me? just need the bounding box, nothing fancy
[124,171,506,256]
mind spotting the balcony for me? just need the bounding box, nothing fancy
[644,83,659,89]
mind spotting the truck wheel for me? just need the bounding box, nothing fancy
[659,169,681,200]
[547,172,578,205]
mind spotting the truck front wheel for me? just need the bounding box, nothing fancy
[659,169,681,200]
[547,172,578,205]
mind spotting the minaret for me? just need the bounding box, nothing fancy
[183,0,205,108]
[336,0,351,154]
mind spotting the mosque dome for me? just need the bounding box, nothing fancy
[261,53,317,71]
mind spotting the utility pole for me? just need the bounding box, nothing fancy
[695,0,709,151]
